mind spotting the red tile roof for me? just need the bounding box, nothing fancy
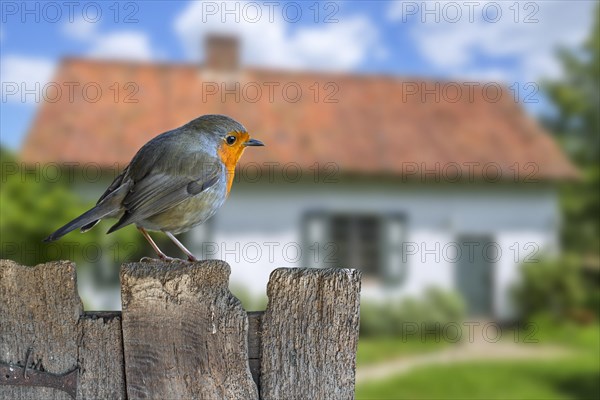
[21,58,578,181]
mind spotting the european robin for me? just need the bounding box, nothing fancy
[44,114,264,261]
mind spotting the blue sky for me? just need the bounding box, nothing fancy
[1,0,596,150]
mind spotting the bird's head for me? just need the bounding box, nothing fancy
[187,114,264,168]
[217,129,264,169]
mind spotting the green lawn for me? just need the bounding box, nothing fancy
[356,321,600,400]
[356,355,599,400]
[357,336,451,367]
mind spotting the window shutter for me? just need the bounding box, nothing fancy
[302,212,330,268]
[381,215,407,285]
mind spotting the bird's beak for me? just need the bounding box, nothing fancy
[244,138,264,147]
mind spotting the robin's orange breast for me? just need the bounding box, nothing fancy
[217,131,251,195]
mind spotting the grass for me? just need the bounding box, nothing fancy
[525,315,600,350]
[356,356,599,400]
[356,320,599,400]
[357,335,451,367]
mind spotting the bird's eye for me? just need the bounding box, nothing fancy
[226,135,236,145]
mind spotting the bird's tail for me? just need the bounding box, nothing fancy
[43,205,115,242]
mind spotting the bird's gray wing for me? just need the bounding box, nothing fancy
[107,159,221,233]
[80,165,131,232]
[97,164,130,204]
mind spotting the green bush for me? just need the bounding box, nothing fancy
[512,255,587,321]
[1,149,145,284]
[585,282,600,318]
[359,287,466,337]
[229,284,268,311]
[359,302,398,337]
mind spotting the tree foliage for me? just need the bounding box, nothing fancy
[544,5,600,266]
[0,147,144,282]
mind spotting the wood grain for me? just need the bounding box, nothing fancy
[1,260,361,399]
[247,311,263,390]
[77,312,126,399]
[0,259,81,400]
[260,268,362,400]
[120,259,258,400]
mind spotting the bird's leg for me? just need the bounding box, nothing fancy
[137,227,173,261]
[165,231,198,262]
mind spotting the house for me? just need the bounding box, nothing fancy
[21,36,577,319]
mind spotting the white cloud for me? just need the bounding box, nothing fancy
[1,21,153,105]
[391,1,595,82]
[87,31,153,61]
[61,17,98,41]
[174,1,381,71]
[61,18,154,61]
[453,68,511,82]
[0,56,56,103]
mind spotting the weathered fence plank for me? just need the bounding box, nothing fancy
[0,260,81,400]
[260,268,362,400]
[2,260,361,399]
[120,259,258,400]
[77,313,126,399]
[247,311,263,389]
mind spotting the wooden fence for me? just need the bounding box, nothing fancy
[0,259,361,399]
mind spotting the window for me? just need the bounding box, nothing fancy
[302,212,407,284]
[330,214,381,275]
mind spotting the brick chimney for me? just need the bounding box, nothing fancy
[204,34,240,71]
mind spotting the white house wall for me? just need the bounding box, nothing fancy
[190,181,559,319]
